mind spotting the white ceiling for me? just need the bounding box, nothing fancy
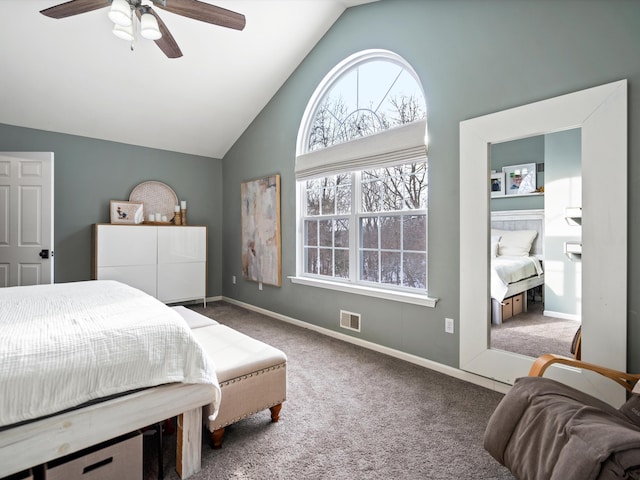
[0,0,376,158]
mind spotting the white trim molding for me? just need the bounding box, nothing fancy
[289,275,437,307]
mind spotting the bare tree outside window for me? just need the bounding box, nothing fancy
[309,93,425,151]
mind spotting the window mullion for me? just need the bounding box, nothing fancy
[331,218,336,277]
[377,213,382,284]
[316,218,321,276]
[350,171,360,283]
[399,215,404,287]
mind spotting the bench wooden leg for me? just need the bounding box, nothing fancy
[210,427,225,449]
[210,404,283,450]
[270,403,282,423]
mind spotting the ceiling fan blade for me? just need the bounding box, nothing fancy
[154,0,246,31]
[40,0,110,19]
[137,7,183,59]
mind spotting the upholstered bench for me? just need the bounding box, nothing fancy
[173,306,287,449]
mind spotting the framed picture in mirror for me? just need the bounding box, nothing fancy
[503,163,536,195]
[490,171,505,197]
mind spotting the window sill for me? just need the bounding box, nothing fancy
[288,276,438,307]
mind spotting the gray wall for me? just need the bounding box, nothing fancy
[0,123,224,297]
[1,0,639,372]
[222,0,640,371]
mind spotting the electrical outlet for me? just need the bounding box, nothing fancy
[232,275,236,284]
[445,317,454,334]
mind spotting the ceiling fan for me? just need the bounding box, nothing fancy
[40,0,246,58]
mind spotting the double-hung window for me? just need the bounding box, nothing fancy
[293,50,435,306]
[303,162,427,287]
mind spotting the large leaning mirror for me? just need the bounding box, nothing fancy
[459,80,627,406]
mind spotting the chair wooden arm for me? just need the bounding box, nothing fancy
[529,353,640,393]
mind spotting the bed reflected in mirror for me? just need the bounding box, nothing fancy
[488,130,582,360]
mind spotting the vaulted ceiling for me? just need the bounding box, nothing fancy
[0,1,377,158]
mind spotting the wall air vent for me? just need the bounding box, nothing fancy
[340,310,361,332]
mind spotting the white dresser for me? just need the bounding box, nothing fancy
[92,224,207,304]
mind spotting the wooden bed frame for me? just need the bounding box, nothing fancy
[0,382,213,479]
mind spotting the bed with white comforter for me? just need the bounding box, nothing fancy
[0,280,220,479]
[0,280,220,427]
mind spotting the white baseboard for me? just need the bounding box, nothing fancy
[221,296,511,395]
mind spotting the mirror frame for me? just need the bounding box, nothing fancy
[459,80,627,405]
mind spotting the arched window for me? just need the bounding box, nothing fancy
[293,50,434,306]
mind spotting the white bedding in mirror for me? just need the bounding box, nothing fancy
[491,256,543,302]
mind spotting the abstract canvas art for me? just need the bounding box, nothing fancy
[241,174,281,286]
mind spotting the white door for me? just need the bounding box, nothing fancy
[0,152,54,287]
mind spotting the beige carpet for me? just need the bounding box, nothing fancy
[491,301,580,359]
[144,301,515,480]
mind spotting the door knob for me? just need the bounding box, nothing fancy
[39,249,50,259]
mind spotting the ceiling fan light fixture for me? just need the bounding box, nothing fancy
[41,0,245,58]
[108,0,132,27]
[140,12,162,40]
[112,22,134,42]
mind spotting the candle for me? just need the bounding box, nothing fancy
[155,212,161,220]
[161,215,168,222]
[148,214,155,222]
[174,205,180,212]
[181,201,186,209]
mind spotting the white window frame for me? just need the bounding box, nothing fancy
[291,50,437,307]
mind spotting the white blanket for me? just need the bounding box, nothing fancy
[0,280,220,427]
[491,256,543,302]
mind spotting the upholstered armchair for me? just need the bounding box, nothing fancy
[484,354,640,480]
